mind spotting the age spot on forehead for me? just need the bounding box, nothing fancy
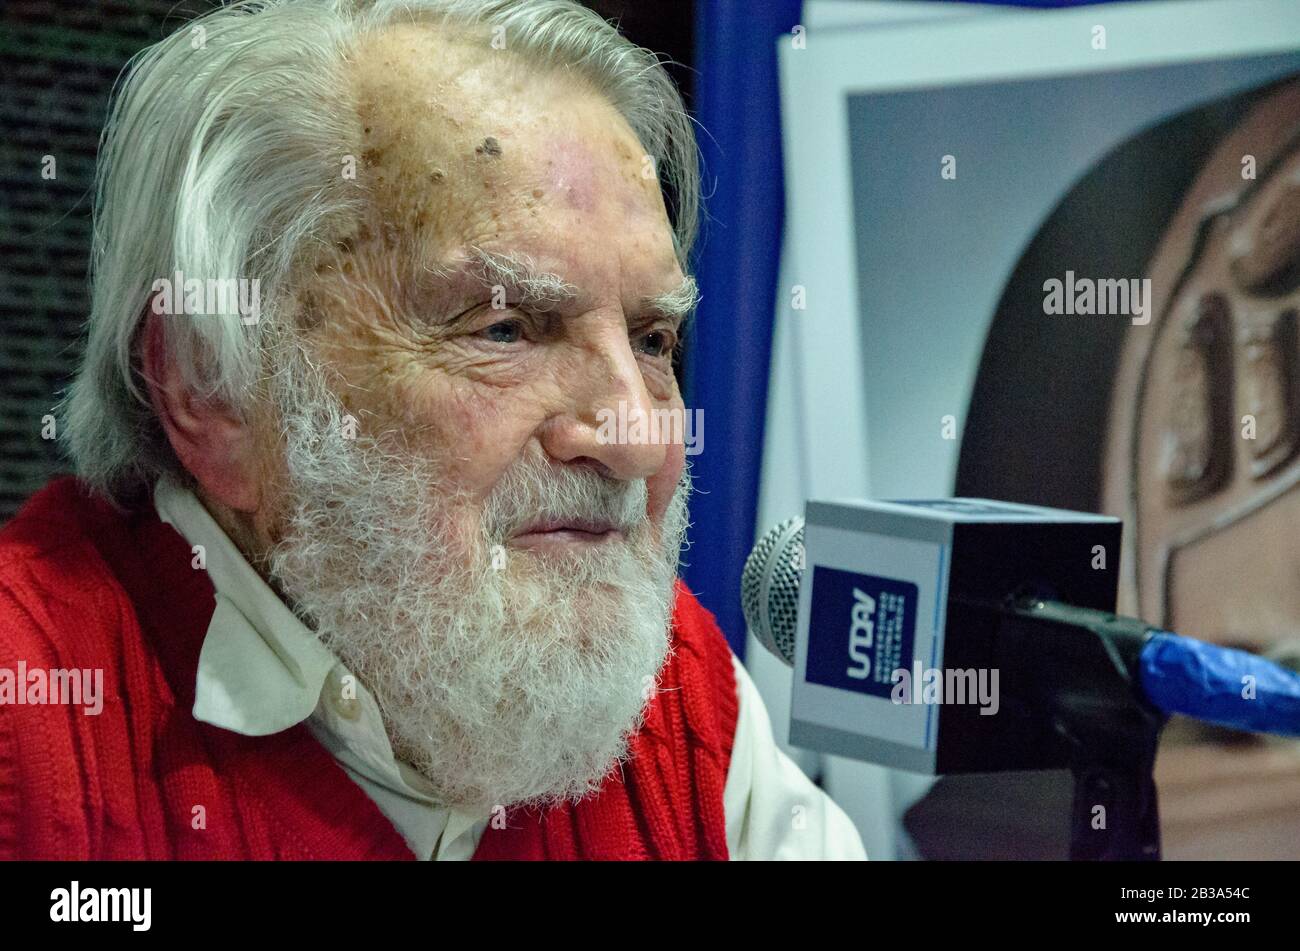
[543,137,611,213]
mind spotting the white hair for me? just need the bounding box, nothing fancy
[60,0,701,505]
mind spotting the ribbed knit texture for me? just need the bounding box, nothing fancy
[0,477,738,860]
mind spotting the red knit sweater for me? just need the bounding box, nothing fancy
[0,478,738,860]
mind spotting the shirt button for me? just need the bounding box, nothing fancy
[325,666,362,721]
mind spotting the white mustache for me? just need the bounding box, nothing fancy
[482,463,649,544]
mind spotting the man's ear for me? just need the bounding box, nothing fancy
[141,310,262,513]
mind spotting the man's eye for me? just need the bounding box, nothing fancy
[635,329,675,358]
[479,319,524,344]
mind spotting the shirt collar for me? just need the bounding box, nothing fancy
[152,477,493,858]
[152,475,342,736]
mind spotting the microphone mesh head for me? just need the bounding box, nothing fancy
[740,517,805,666]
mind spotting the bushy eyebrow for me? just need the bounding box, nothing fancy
[420,246,699,325]
[642,275,700,325]
[460,246,578,312]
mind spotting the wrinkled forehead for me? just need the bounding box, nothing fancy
[340,22,668,262]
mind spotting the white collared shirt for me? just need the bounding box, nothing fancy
[153,477,866,860]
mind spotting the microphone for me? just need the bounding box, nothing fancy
[741,516,805,668]
[743,498,1300,859]
[743,499,1300,860]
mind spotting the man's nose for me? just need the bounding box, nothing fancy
[538,327,668,481]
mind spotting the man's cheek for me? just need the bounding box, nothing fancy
[646,441,686,524]
[409,383,532,472]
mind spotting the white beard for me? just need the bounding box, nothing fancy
[263,345,691,813]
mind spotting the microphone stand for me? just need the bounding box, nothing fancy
[997,599,1167,860]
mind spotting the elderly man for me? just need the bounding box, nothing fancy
[0,0,864,860]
